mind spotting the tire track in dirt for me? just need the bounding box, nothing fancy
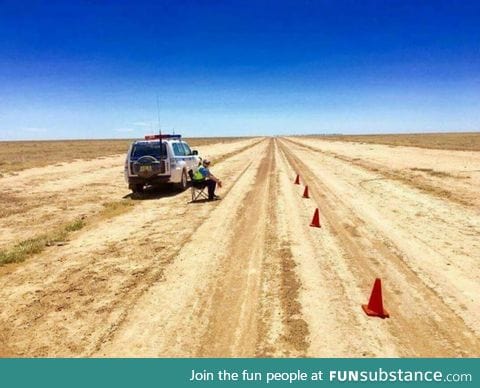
[195,140,277,356]
[196,139,309,357]
[254,147,310,357]
[0,139,267,357]
[278,139,480,356]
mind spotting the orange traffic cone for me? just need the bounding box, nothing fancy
[309,208,321,228]
[303,185,309,198]
[294,174,300,185]
[362,278,390,319]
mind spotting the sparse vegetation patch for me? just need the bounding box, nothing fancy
[0,218,85,265]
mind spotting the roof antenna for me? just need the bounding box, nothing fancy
[156,93,162,135]
[156,93,163,157]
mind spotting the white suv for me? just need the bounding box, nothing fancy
[124,134,201,193]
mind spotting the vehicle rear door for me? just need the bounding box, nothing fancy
[172,142,188,169]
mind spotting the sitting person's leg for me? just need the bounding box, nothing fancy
[206,179,217,200]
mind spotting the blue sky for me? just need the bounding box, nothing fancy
[0,0,479,140]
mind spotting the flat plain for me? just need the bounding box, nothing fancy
[0,133,479,357]
[0,137,245,174]
[307,132,480,151]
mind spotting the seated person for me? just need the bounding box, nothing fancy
[192,159,222,200]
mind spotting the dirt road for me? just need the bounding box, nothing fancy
[0,137,479,357]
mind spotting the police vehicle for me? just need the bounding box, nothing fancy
[124,134,201,193]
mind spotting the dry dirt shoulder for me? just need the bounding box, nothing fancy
[0,139,264,357]
[287,137,480,209]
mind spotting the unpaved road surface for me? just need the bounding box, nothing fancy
[0,137,479,357]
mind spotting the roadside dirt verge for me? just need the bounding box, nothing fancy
[278,139,480,356]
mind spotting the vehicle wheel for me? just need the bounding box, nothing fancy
[131,183,144,194]
[176,170,188,191]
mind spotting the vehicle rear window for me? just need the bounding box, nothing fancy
[131,143,167,158]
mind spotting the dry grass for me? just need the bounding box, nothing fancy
[0,137,249,174]
[0,199,133,265]
[303,132,480,151]
[0,139,132,175]
[0,192,36,218]
[0,218,85,265]
[98,200,135,219]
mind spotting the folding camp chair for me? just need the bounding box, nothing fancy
[188,170,209,202]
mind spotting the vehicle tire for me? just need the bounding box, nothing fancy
[131,183,144,194]
[176,170,188,191]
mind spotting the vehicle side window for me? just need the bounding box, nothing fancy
[182,142,192,155]
[172,143,186,156]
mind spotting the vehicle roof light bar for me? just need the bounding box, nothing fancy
[144,134,182,140]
